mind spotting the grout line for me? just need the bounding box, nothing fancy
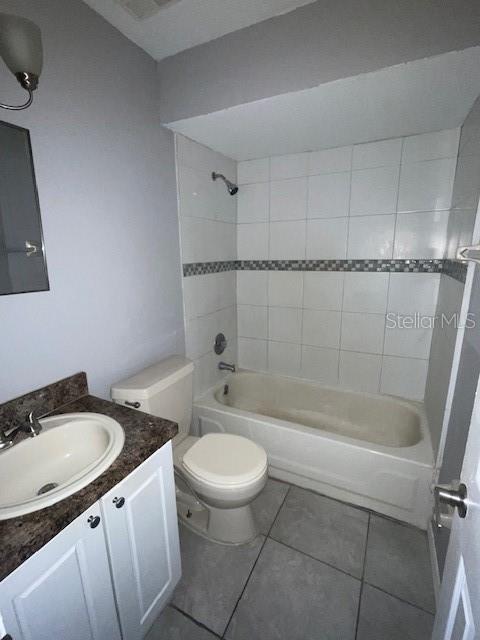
[361,582,436,616]
[169,604,222,638]
[221,483,291,638]
[221,535,268,638]
[267,534,363,583]
[354,513,371,639]
[266,483,291,537]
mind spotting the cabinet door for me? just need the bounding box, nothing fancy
[0,504,121,640]
[101,441,181,640]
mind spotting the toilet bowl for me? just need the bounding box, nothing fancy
[174,432,267,544]
[111,356,268,545]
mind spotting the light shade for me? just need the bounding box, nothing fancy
[0,13,43,77]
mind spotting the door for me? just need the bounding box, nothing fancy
[101,441,181,640]
[0,504,121,640]
[433,374,480,639]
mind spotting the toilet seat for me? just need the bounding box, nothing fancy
[183,433,267,488]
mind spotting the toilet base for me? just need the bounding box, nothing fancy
[176,498,259,545]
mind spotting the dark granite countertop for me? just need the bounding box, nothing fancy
[0,395,177,581]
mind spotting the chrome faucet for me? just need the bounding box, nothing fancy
[0,410,43,450]
[218,362,236,373]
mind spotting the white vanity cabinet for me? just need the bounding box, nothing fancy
[0,441,180,640]
[100,441,181,640]
[0,503,122,640]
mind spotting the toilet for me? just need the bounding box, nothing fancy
[111,356,268,544]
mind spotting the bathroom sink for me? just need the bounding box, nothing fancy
[0,413,125,520]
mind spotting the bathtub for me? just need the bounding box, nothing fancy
[193,371,434,529]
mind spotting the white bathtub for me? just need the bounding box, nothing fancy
[193,371,434,529]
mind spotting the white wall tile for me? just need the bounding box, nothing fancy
[352,138,402,169]
[269,221,306,259]
[237,304,268,339]
[302,309,341,348]
[183,274,219,319]
[268,341,301,377]
[270,177,307,221]
[402,129,460,163]
[217,271,237,309]
[393,211,449,259]
[347,215,395,259]
[308,172,351,219]
[269,307,303,343]
[339,351,382,393]
[238,337,268,371]
[237,158,269,184]
[308,146,352,175]
[341,312,386,354]
[237,223,268,259]
[343,272,389,313]
[182,217,235,263]
[185,315,212,360]
[306,218,348,259]
[237,271,268,306]
[303,272,345,310]
[237,182,269,223]
[397,158,457,212]
[350,166,399,215]
[300,346,339,385]
[178,165,216,220]
[387,273,440,316]
[193,351,218,397]
[380,356,428,400]
[268,271,303,307]
[270,153,308,179]
[384,325,433,359]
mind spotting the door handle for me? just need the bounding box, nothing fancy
[434,482,468,527]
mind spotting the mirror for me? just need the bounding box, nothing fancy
[0,120,49,295]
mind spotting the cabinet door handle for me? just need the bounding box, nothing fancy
[88,515,101,529]
[113,496,125,509]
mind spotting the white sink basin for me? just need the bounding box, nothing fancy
[0,413,125,520]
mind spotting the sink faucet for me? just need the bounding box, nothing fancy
[218,362,236,373]
[0,411,43,450]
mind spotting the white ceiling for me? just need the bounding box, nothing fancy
[166,47,480,161]
[82,0,317,60]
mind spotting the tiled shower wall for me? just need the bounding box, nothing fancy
[176,135,237,396]
[236,130,460,400]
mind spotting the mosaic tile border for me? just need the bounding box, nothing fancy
[182,259,467,283]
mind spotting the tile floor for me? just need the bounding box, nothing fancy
[147,479,435,640]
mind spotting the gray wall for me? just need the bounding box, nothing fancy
[157,0,480,123]
[0,0,184,402]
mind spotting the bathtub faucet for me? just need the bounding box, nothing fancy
[218,361,236,373]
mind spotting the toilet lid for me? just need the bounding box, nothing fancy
[183,433,267,487]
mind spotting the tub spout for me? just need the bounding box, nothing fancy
[219,362,236,373]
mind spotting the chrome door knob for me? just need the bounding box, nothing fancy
[435,483,468,521]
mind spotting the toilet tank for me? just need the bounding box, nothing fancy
[111,356,194,438]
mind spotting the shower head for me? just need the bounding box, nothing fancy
[212,172,239,196]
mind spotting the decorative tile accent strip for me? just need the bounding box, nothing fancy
[183,259,443,276]
[238,259,443,273]
[183,260,239,276]
[182,258,467,282]
[442,259,467,284]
